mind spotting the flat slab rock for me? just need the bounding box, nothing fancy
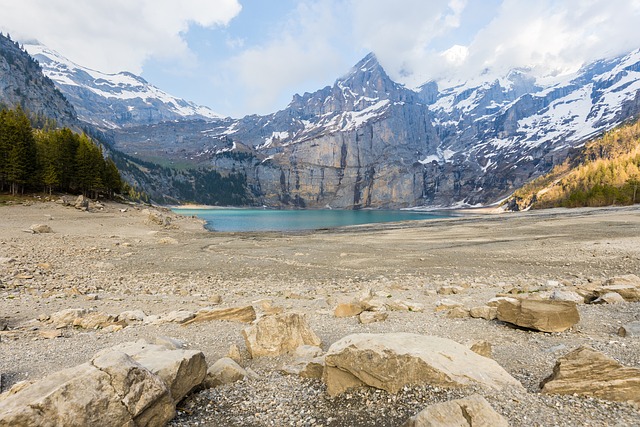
[496,298,580,332]
[323,333,523,396]
[541,346,640,403]
[403,394,508,427]
[183,305,257,325]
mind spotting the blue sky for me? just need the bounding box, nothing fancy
[2,0,640,117]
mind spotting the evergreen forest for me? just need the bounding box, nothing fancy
[0,106,122,197]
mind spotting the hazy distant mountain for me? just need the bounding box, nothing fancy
[25,42,223,129]
[0,34,77,126]
[107,49,640,208]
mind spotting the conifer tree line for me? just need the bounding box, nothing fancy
[510,119,640,209]
[0,105,122,197]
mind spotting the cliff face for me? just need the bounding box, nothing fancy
[0,34,76,126]
[106,50,640,208]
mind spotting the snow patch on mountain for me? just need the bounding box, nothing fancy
[24,42,223,128]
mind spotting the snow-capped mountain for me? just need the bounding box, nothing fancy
[24,42,223,129]
[110,50,640,208]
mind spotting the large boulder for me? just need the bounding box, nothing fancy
[102,340,207,403]
[0,351,174,427]
[323,333,522,396]
[403,394,508,427]
[541,346,640,403]
[242,312,322,358]
[496,298,580,332]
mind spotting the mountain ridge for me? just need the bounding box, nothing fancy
[21,42,640,208]
[24,42,223,129]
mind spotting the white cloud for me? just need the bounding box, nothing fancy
[350,0,467,80]
[441,45,469,66]
[0,0,242,74]
[223,1,349,114]
[368,0,640,87]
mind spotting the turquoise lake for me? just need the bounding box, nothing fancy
[171,208,452,232]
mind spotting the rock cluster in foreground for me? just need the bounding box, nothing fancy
[3,314,639,426]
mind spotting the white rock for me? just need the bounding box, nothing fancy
[203,357,247,388]
[403,394,508,427]
[323,333,523,396]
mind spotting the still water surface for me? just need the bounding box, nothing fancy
[171,208,451,232]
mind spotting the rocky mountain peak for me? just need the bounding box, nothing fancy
[287,53,417,118]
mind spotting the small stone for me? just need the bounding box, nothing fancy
[446,307,469,319]
[334,302,364,318]
[437,285,465,295]
[118,310,147,324]
[593,292,626,304]
[359,311,389,324]
[30,224,52,234]
[162,310,196,324]
[388,300,424,312]
[227,344,243,363]
[203,358,247,388]
[403,394,508,427]
[549,289,584,303]
[434,299,462,311]
[282,356,325,379]
[469,306,497,320]
[158,237,178,245]
[74,195,89,210]
[100,324,124,333]
[618,321,640,337]
[39,330,62,339]
[256,299,284,315]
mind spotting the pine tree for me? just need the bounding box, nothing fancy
[5,106,37,194]
[103,158,122,197]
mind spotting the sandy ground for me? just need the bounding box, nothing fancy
[1,199,639,426]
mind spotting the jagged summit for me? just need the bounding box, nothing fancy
[24,42,223,129]
[287,52,416,119]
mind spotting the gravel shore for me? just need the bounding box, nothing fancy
[1,199,639,426]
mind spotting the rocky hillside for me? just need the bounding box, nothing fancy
[0,34,76,127]
[109,50,640,208]
[25,42,223,129]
